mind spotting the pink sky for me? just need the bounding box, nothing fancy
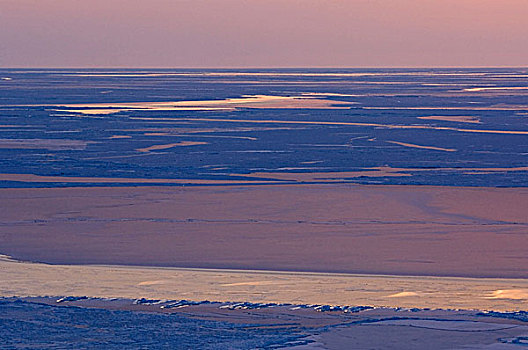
[1,0,527,68]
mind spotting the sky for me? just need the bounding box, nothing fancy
[1,0,527,68]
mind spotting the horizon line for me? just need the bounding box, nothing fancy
[1,66,527,70]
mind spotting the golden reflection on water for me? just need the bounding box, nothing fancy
[364,105,528,111]
[51,95,351,115]
[136,141,208,152]
[140,117,528,136]
[1,164,526,186]
[418,115,481,124]
[463,87,528,92]
[386,141,456,152]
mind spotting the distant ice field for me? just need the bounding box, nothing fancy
[0,68,527,188]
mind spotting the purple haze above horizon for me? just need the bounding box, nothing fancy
[1,0,527,68]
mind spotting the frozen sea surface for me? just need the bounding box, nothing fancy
[2,298,528,350]
[0,68,527,188]
[0,299,308,349]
